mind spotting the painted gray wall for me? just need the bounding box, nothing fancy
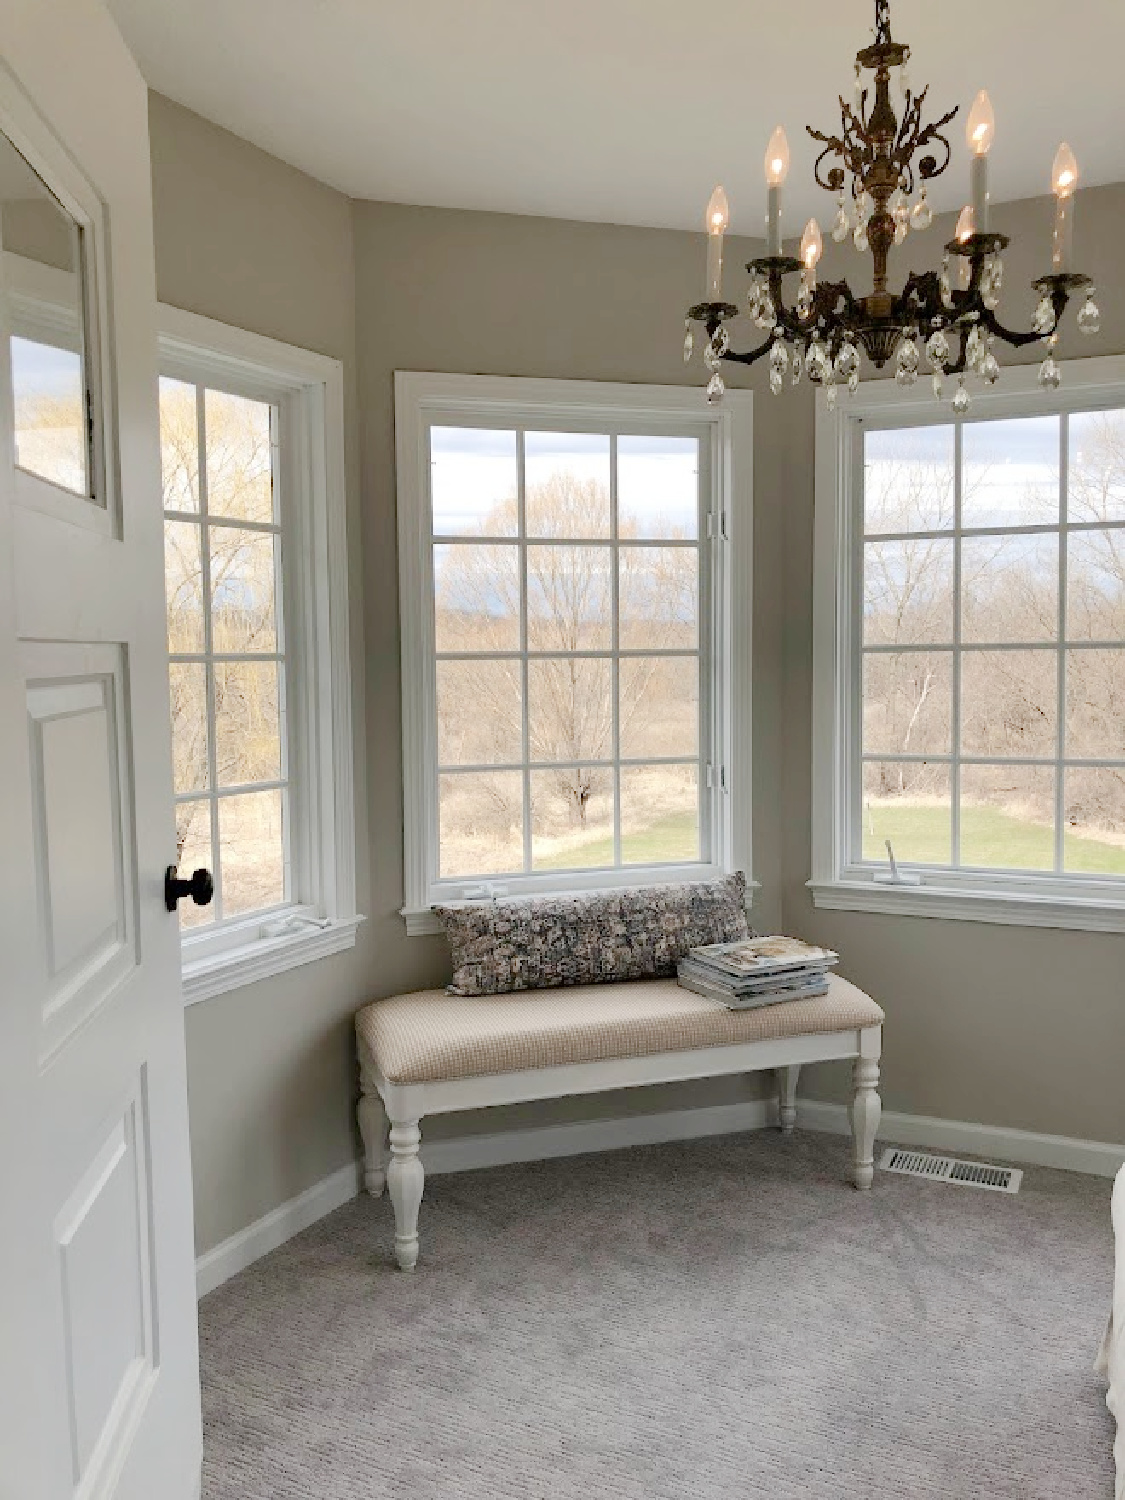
[149,94,1125,1257]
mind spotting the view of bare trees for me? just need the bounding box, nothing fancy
[862,412,1125,873]
[161,379,286,924]
[435,466,701,877]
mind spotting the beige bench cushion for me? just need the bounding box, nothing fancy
[356,974,884,1085]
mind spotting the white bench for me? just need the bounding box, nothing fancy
[355,974,884,1270]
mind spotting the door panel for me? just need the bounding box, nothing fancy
[0,6,202,1500]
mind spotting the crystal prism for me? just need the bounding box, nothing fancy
[824,380,838,412]
[1032,295,1055,336]
[713,325,730,355]
[925,330,950,369]
[835,341,859,378]
[791,349,803,385]
[980,352,1000,385]
[706,371,725,404]
[847,368,860,395]
[704,343,721,371]
[806,340,828,381]
[932,371,944,401]
[769,368,783,396]
[853,222,869,252]
[1038,355,1062,391]
[770,340,789,374]
[910,192,933,231]
[1078,295,1101,335]
[683,325,694,363]
[952,379,971,416]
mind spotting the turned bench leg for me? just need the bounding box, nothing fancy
[850,1055,881,1190]
[777,1065,800,1133]
[387,1119,425,1271]
[357,1065,388,1197]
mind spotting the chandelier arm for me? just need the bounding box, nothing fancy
[979,308,1059,350]
[718,332,779,368]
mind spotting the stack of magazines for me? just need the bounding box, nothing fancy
[677,935,839,1010]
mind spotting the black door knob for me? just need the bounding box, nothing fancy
[165,864,214,912]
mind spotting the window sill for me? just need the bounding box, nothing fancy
[807,879,1125,934]
[181,916,363,1005]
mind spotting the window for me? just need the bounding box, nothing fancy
[812,356,1125,931]
[396,374,752,935]
[158,308,358,999]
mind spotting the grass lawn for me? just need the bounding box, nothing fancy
[864,801,1125,875]
[534,810,698,871]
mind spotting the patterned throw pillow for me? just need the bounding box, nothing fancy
[434,873,750,997]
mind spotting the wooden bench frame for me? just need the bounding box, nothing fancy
[357,1022,882,1270]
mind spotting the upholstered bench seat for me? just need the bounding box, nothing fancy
[357,975,884,1085]
[355,975,884,1269]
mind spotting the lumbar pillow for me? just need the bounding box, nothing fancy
[433,873,750,996]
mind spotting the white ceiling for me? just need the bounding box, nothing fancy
[108,0,1125,234]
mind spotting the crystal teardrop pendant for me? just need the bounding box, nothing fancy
[770,339,789,375]
[847,368,860,395]
[925,329,950,369]
[853,222,869,252]
[683,323,694,363]
[932,370,944,401]
[835,341,859,379]
[853,65,863,114]
[980,351,1000,385]
[713,325,730,356]
[910,190,933,231]
[756,300,777,333]
[806,340,828,382]
[831,191,851,244]
[966,324,985,371]
[796,279,814,319]
[769,368,783,395]
[1032,295,1055,337]
[791,348,803,385]
[1038,355,1062,391]
[1078,295,1101,335]
[824,379,838,412]
[893,217,908,246]
[896,336,920,386]
[706,371,725,404]
[952,378,971,416]
[704,343,721,372]
[939,253,953,310]
[858,190,874,224]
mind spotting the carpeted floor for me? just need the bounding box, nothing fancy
[199,1129,1116,1499]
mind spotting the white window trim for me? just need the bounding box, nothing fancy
[158,305,360,1001]
[811,352,1125,934]
[395,371,754,937]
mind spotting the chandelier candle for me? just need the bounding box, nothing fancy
[704,185,729,299]
[966,90,994,232]
[683,0,1099,413]
[1052,143,1078,272]
[764,127,790,257]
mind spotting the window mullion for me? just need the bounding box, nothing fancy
[1055,414,1069,874]
[951,421,963,869]
[196,381,223,922]
[517,429,532,875]
[610,433,622,868]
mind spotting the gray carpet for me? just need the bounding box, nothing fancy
[199,1129,1116,1499]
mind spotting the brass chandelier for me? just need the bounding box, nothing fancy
[685,0,1099,411]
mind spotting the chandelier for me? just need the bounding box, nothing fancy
[685,0,1099,412]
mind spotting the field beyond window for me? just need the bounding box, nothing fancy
[860,412,1125,878]
[431,426,704,880]
[160,377,289,928]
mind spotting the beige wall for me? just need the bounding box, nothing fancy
[785,188,1125,1146]
[148,95,376,1254]
[150,93,1124,1257]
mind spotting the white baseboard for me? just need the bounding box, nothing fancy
[799,1100,1125,1179]
[195,1160,362,1299]
[195,1096,1125,1298]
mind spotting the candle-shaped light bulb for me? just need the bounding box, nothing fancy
[1052,143,1078,271]
[704,185,729,300]
[800,217,823,272]
[966,91,995,156]
[965,90,994,233]
[1053,142,1079,198]
[955,204,975,242]
[764,126,790,187]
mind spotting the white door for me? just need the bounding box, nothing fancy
[0,5,202,1500]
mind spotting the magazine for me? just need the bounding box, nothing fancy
[689,935,839,980]
[677,971,831,1008]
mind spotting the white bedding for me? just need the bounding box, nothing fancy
[1097,1166,1125,1500]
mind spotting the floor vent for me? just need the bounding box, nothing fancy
[879,1147,1022,1194]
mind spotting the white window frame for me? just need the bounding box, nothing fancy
[395,371,753,937]
[157,306,359,1001]
[811,352,1125,934]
